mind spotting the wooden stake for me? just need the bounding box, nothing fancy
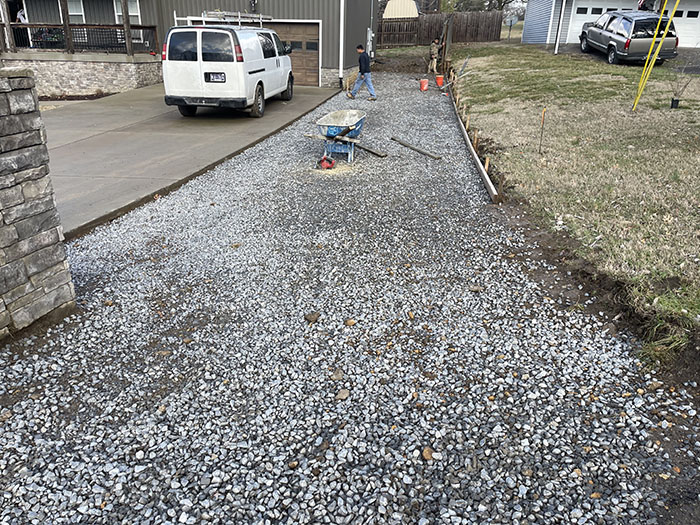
[539,107,547,155]
[465,114,470,131]
[484,157,490,173]
[473,129,479,152]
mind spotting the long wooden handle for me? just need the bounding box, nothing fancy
[390,137,441,160]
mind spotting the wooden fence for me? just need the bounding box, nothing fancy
[378,11,502,47]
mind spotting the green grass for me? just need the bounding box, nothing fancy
[450,44,677,106]
[444,42,700,364]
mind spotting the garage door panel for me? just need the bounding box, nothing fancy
[264,21,319,86]
[567,1,637,43]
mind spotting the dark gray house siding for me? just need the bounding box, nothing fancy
[24,0,129,25]
[19,1,379,76]
[522,0,554,44]
[150,0,378,69]
[83,1,121,24]
[24,0,61,23]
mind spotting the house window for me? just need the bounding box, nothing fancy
[592,8,603,14]
[114,0,141,26]
[114,0,142,43]
[606,8,617,12]
[57,0,86,42]
[306,41,318,51]
[576,7,588,14]
[56,0,85,24]
[687,11,699,18]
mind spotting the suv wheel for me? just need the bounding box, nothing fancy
[250,84,265,118]
[580,36,589,53]
[178,105,197,117]
[607,47,619,65]
[280,76,293,101]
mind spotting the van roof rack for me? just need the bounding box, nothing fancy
[202,11,272,27]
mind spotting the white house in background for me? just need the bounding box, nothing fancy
[522,0,700,48]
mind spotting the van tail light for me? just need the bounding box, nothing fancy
[676,36,679,48]
[162,42,167,60]
[235,44,244,62]
[624,38,630,51]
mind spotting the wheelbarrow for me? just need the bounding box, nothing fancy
[315,110,367,163]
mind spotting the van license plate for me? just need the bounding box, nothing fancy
[205,72,226,83]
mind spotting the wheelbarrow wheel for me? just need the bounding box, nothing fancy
[250,84,265,118]
[178,105,197,117]
[280,75,293,101]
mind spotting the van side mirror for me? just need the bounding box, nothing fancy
[284,44,292,55]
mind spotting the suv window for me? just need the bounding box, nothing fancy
[595,13,611,28]
[258,33,276,58]
[202,32,233,62]
[606,16,621,33]
[632,18,676,38]
[272,33,286,56]
[169,31,197,61]
[617,18,632,38]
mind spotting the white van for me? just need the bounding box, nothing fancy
[162,25,293,117]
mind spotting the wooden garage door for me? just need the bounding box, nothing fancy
[265,22,319,86]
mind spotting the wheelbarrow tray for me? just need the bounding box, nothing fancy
[316,110,367,139]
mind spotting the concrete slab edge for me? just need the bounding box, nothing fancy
[62,89,341,241]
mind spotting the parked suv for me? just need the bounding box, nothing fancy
[162,25,293,117]
[579,11,678,64]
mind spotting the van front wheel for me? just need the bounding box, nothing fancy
[178,105,197,117]
[250,85,265,118]
[280,76,293,101]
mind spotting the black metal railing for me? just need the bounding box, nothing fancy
[6,24,158,54]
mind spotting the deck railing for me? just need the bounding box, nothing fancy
[3,23,158,55]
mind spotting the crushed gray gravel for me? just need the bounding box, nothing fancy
[1,72,699,524]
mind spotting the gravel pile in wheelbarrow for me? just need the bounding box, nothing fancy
[1,72,699,525]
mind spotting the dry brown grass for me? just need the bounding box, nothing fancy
[450,42,700,360]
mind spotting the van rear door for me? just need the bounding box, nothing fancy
[164,30,201,96]
[200,30,241,100]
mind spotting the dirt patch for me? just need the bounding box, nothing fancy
[39,92,114,101]
[373,54,428,74]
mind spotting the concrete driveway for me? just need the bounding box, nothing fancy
[41,83,338,238]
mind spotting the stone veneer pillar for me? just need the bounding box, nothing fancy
[0,68,75,337]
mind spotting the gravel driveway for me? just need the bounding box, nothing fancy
[1,73,699,524]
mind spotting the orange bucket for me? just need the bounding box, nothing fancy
[435,75,444,87]
[419,79,429,91]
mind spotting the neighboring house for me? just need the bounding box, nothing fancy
[5,0,381,87]
[522,0,700,48]
[383,0,419,18]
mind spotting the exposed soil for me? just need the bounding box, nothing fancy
[39,92,114,101]
[373,54,427,74]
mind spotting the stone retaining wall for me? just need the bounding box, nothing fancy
[321,66,358,89]
[0,53,162,97]
[0,68,75,337]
